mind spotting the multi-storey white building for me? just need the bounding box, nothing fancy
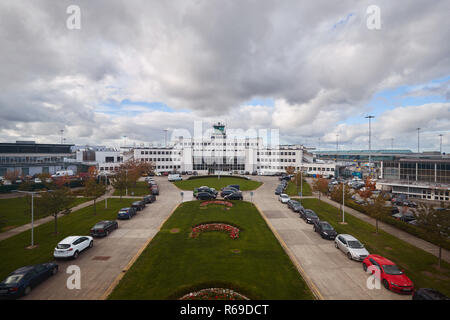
[133,123,310,175]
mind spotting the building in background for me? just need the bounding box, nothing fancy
[0,141,76,177]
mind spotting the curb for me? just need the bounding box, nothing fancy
[252,201,324,300]
[99,202,181,300]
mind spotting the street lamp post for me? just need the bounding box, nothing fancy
[342,182,345,223]
[15,190,46,248]
[439,134,443,156]
[365,115,375,176]
[417,128,421,153]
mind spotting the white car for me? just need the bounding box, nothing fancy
[168,174,182,181]
[334,234,369,261]
[278,194,290,203]
[34,178,42,183]
[53,236,93,259]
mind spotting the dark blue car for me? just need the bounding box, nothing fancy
[117,207,137,220]
[0,263,58,299]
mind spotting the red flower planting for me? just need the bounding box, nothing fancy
[191,223,240,239]
[179,288,249,300]
[200,200,233,208]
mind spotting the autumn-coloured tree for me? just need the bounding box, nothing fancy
[331,183,352,206]
[285,166,295,175]
[414,203,450,268]
[136,161,156,176]
[84,178,107,215]
[365,193,390,234]
[110,168,132,199]
[312,178,329,200]
[35,187,74,234]
[358,177,376,200]
[5,169,20,182]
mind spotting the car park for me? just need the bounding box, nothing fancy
[224,192,243,200]
[300,209,319,224]
[0,263,58,299]
[362,254,414,294]
[117,207,137,220]
[131,200,146,211]
[335,234,370,261]
[197,192,216,200]
[143,194,156,203]
[412,288,449,300]
[90,220,118,237]
[53,236,93,259]
[313,221,337,240]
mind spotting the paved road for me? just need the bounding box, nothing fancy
[22,177,181,300]
[251,176,410,300]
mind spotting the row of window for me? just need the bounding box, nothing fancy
[140,151,181,155]
[0,156,69,163]
[257,151,296,156]
[258,158,297,163]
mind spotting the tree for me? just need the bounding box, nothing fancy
[84,178,106,215]
[5,169,20,182]
[110,168,131,199]
[292,171,304,195]
[36,187,74,234]
[331,183,352,209]
[312,178,329,200]
[413,203,450,268]
[358,177,376,200]
[365,193,390,234]
[285,166,295,176]
[136,161,156,176]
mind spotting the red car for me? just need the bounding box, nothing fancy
[362,254,414,294]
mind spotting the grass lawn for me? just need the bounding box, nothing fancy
[0,196,92,233]
[109,200,314,300]
[113,181,150,197]
[173,177,263,191]
[301,198,450,296]
[285,180,312,196]
[0,198,135,281]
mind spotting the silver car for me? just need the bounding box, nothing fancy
[334,234,369,261]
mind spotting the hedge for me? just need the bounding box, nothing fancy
[186,175,251,181]
[0,180,84,193]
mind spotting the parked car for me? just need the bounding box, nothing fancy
[220,188,239,198]
[117,207,137,220]
[412,288,449,300]
[143,194,156,204]
[226,184,240,190]
[392,213,416,223]
[53,236,93,259]
[362,254,414,294]
[301,209,319,224]
[224,192,243,200]
[197,192,216,200]
[195,187,217,198]
[131,200,146,211]
[33,178,42,184]
[278,194,290,203]
[335,234,370,261]
[90,220,118,237]
[313,221,337,240]
[0,263,58,299]
[168,174,183,181]
[275,187,283,195]
[402,200,417,208]
[287,200,301,211]
[151,185,159,195]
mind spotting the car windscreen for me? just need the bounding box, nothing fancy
[94,223,106,228]
[4,274,24,284]
[305,211,317,218]
[321,223,334,231]
[347,240,364,249]
[57,244,71,249]
[382,265,403,275]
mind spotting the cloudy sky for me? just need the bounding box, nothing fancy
[0,0,449,152]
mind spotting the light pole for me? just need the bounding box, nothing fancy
[417,128,420,153]
[342,182,345,223]
[365,115,375,175]
[15,190,46,248]
[439,134,443,156]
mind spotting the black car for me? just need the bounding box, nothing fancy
[301,209,320,224]
[132,200,146,211]
[143,194,156,204]
[0,263,58,299]
[197,192,216,200]
[287,200,301,211]
[391,207,400,215]
[412,288,449,300]
[292,203,304,213]
[90,220,118,237]
[224,192,243,200]
[313,220,337,240]
[275,188,283,195]
[226,184,240,190]
[220,188,238,198]
[151,185,159,195]
[117,207,137,220]
[403,200,417,208]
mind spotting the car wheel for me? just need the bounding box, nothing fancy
[52,266,58,275]
[383,279,390,290]
[335,242,338,249]
[128,215,131,220]
[347,252,352,260]
[73,251,79,259]
[24,286,31,296]
[106,230,109,236]
[89,241,93,248]
[363,263,368,272]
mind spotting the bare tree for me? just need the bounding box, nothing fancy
[312,178,329,200]
[365,193,390,234]
[36,187,74,234]
[84,178,107,215]
[414,202,450,268]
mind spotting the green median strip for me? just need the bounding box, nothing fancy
[0,198,135,281]
[301,198,450,296]
[109,200,314,300]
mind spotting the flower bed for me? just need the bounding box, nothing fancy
[191,223,240,239]
[179,288,249,300]
[200,200,233,208]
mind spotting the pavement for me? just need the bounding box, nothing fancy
[21,177,182,300]
[250,176,411,300]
